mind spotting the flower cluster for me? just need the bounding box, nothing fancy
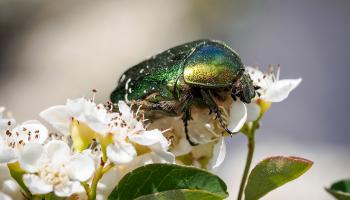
[0,66,301,200]
[0,98,174,199]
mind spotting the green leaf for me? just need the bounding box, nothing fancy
[326,179,350,200]
[45,193,64,200]
[108,163,228,200]
[244,156,313,200]
[134,189,223,200]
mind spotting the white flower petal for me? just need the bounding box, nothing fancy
[40,105,71,134]
[0,146,17,164]
[1,179,22,200]
[117,101,132,119]
[66,98,86,117]
[44,140,70,165]
[0,164,11,181]
[0,120,15,131]
[208,138,226,170]
[129,130,174,163]
[19,143,44,173]
[0,192,12,200]
[54,181,84,197]
[246,103,261,122]
[97,167,121,199]
[67,154,95,182]
[228,101,247,132]
[106,141,137,164]
[154,151,175,164]
[129,130,168,148]
[246,66,269,89]
[149,144,175,163]
[23,174,53,195]
[262,78,302,102]
[13,121,48,144]
[67,98,112,135]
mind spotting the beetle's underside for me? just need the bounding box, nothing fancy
[123,83,245,146]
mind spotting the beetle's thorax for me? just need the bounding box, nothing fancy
[182,41,245,88]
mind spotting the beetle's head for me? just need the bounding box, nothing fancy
[234,73,256,104]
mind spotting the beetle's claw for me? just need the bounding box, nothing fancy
[231,93,237,101]
[186,132,198,146]
[224,127,235,137]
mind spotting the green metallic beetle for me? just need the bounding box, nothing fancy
[111,39,257,145]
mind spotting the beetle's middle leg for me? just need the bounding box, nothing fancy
[200,89,236,136]
[127,91,180,114]
[180,93,198,146]
[130,99,179,115]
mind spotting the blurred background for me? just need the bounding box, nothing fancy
[0,0,349,199]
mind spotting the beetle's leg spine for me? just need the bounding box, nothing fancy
[200,89,237,136]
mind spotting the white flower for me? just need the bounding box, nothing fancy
[244,66,302,121]
[246,66,302,103]
[21,140,95,197]
[207,138,226,170]
[40,98,112,136]
[0,164,22,200]
[106,101,175,165]
[0,192,12,200]
[0,120,48,164]
[227,101,247,132]
[184,138,226,170]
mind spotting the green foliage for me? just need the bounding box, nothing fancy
[134,190,224,200]
[44,193,64,200]
[326,179,350,200]
[244,156,313,200]
[108,164,228,200]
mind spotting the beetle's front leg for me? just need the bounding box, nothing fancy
[200,89,236,136]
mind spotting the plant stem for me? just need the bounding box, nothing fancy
[237,121,258,200]
[88,162,114,200]
[89,164,104,200]
[81,182,90,196]
[102,163,115,174]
